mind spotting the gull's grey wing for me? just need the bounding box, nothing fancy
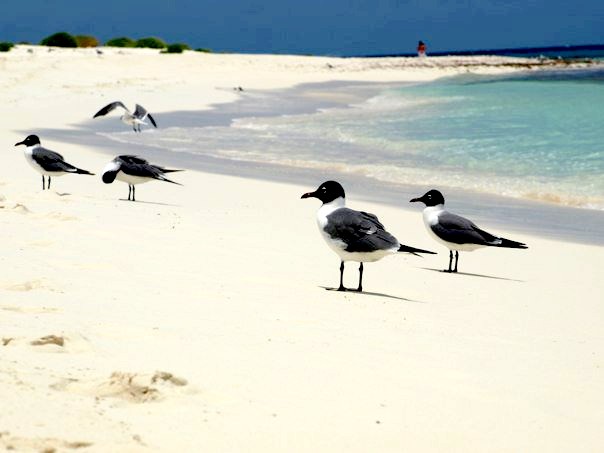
[325,208,399,253]
[32,147,77,172]
[432,211,499,245]
[133,104,147,118]
[134,104,157,127]
[154,165,183,173]
[116,155,150,166]
[93,101,128,118]
[120,159,182,185]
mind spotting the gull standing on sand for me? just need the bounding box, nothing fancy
[410,189,528,273]
[302,181,435,292]
[15,135,94,190]
[93,102,157,133]
[102,155,182,201]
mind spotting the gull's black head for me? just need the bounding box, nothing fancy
[15,135,41,147]
[301,180,345,204]
[410,189,445,207]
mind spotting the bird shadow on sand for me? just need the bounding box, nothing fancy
[319,286,424,303]
[40,191,71,197]
[119,199,181,207]
[420,267,524,282]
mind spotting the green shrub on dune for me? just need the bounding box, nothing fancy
[135,37,167,49]
[195,48,212,53]
[75,35,99,47]
[163,43,191,53]
[40,32,77,48]
[0,42,14,52]
[105,37,137,48]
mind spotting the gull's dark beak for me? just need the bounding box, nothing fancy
[14,141,25,147]
[301,191,316,199]
[410,196,422,203]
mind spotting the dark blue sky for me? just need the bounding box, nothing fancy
[2,0,603,55]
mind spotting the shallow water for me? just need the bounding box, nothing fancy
[96,68,604,210]
[39,78,604,245]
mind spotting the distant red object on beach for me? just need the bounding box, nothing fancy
[417,40,426,57]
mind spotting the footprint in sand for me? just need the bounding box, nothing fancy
[0,305,58,314]
[0,202,30,214]
[28,240,54,247]
[44,211,79,221]
[2,279,55,292]
[0,431,92,451]
[2,333,90,353]
[27,333,92,353]
[54,371,189,403]
[31,334,65,347]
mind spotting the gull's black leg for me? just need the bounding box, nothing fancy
[337,261,346,291]
[48,176,51,190]
[132,185,136,202]
[41,175,45,190]
[356,262,364,292]
[453,251,459,273]
[127,185,132,201]
[445,250,453,272]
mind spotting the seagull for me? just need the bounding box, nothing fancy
[102,155,182,201]
[14,135,94,190]
[302,181,435,292]
[93,102,157,133]
[410,189,528,273]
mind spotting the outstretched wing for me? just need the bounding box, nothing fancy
[432,211,499,245]
[133,104,157,127]
[325,208,398,253]
[146,113,157,128]
[93,101,128,118]
[133,104,147,118]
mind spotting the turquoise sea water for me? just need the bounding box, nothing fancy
[102,67,604,210]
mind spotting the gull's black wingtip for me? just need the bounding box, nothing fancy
[398,244,437,255]
[497,238,529,249]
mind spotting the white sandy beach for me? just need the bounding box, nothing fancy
[1,46,603,452]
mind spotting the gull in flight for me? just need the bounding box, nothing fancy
[93,102,157,133]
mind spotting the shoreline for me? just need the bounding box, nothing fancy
[40,78,604,246]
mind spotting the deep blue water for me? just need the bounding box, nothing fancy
[362,44,604,59]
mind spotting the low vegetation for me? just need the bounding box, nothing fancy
[40,32,77,48]
[105,37,136,48]
[75,35,99,48]
[33,32,206,53]
[163,43,191,54]
[0,41,14,52]
[135,37,167,49]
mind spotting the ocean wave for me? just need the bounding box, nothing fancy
[100,127,604,211]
